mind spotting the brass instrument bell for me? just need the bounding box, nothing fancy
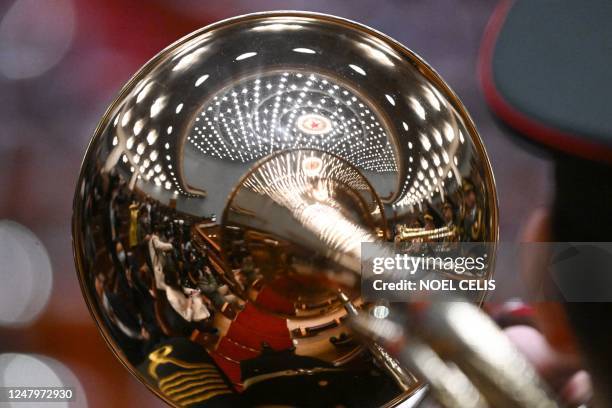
[73,11,503,407]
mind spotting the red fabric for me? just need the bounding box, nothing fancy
[213,303,292,387]
[216,338,259,361]
[225,304,292,350]
[255,286,295,315]
[478,0,612,163]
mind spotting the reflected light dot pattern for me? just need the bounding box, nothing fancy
[113,70,463,202]
[188,71,398,174]
[243,150,371,200]
[393,89,466,210]
[239,150,376,257]
[110,81,193,197]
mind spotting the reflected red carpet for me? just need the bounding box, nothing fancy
[212,302,292,388]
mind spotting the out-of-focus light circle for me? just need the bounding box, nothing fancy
[0,220,52,326]
[372,304,390,319]
[0,353,87,407]
[0,0,75,79]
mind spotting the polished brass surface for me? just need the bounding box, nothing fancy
[349,303,559,408]
[73,11,498,407]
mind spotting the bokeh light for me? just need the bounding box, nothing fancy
[0,220,52,327]
[0,353,87,407]
[0,0,75,79]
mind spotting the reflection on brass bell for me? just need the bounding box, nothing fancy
[73,12,498,407]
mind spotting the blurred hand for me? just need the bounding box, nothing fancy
[505,325,592,406]
[508,208,593,406]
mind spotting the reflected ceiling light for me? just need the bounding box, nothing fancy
[172,47,206,71]
[235,51,257,61]
[409,97,426,120]
[357,41,395,67]
[150,97,166,118]
[252,23,302,32]
[385,94,395,106]
[189,70,396,173]
[349,64,367,76]
[133,119,144,136]
[421,84,440,111]
[432,128,443,146]
[420,133,431,151]
[420,157,429,170]
[121,110,131,127]
[432,153,441,166]
[136,82,153,103]
[293,47,316,54]
[195,74,210,87]
[146,129,158,145]
[444,122,455,142]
